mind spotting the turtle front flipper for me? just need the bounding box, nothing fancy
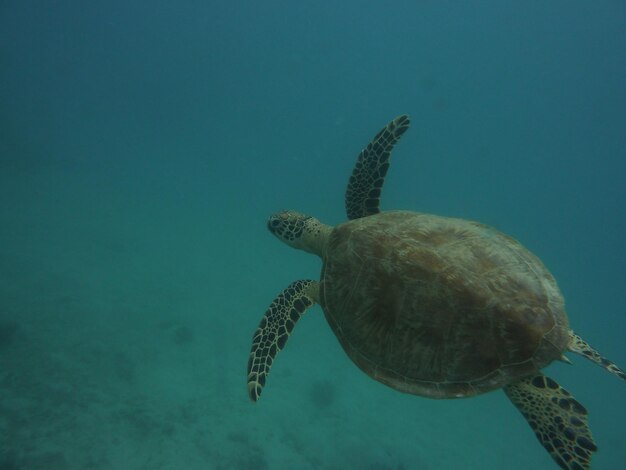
[345,115,410,220]
[247,280,319,402]
[568,331,626,381]
[504,374,596,469]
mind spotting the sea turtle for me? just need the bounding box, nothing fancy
[247,115,625,469]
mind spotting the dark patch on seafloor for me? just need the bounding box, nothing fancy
[0,320,19,350]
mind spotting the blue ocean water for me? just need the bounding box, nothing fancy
[1,1,624,468]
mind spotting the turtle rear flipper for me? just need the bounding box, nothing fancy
[568,331,626,381]
[345,115,410,220]
[247,280,319,402]
[505,374,596,469]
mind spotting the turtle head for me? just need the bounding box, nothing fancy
[267,210,331,257]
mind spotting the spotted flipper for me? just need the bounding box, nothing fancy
[568,331,626,381]
[504,375,596,470]
[247,280,319,402]
[345,115,410,220]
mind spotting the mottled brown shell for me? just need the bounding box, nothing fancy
[319,211,570,398]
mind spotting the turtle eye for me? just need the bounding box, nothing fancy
[268,217,282,233]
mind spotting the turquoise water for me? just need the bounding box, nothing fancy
[1,1,624,468]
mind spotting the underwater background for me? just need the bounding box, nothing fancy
[1,1,624,469]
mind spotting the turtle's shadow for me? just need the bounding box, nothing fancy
[308,379,336,409]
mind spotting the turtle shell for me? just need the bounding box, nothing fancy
[319,211,570,398]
